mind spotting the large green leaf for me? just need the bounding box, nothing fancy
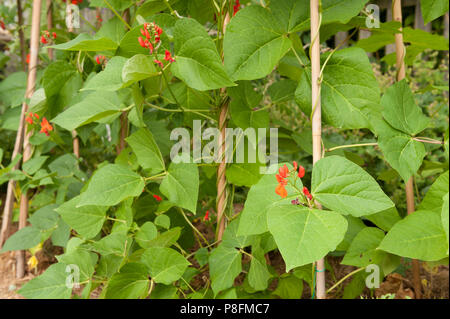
[105,263,150,299]
[379,210,448,261]
[381,80,429,136]
[18,263,72,299]
[1,226,42,252]
[237,163,303,236]
[224,5,291,81]
[209,245,242,296]
[374,117,427,182]
[141,247,190,285]
[50,33,118,51]
[442,193,449,254]
[267,205,347,270]
[122,54,159,87]
[126,128,165,173]
[56,248,97,282]
[78,164,145,207]
[311,156,395,217]
[52,91,124,131]
[418,171,449,213]
[83,56,127,91]
[295,47,380,129]
[135,222,158,249]
[0,71,26,107]
[421,0,449,23]
[171,18,234,91]
[248,241,271,291]
[42,61,77,98]
[160,161,199,213]
[342,228,386,267]
[55,195,107,239]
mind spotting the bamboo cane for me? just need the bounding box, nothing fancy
[310,0,326,299]
[393,0,422,299]
[15,0,43,278]
[46,0,53,60]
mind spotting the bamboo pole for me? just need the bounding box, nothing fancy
[393,0,422,299]
[15,0,43,278]
[310,0,326,299]
[17,0,26,71]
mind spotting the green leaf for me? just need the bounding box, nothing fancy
[92,230,130,256]
[42,62,77,99]
[122,54,159,87]
[0,71,26,107]
[418,171,449,213]
[237,163,303,236]
[295,47,380,129]
[248,241,271,291]
[50,33,118,51]
[135,222,158,249]
[209,245,242,296]
[78,164,145,207]
[160,161,199,213]
[18,263,72,299]
[171,18,234,91]
[154,214,170,229]
[29,204,59,231]
[55,195,107,239]
[312,156,395,217]
[52,91,123,131]
[226,163,262,187]
[267,205,347,270]
[379,210,448,261]
[342,228,387,267]
[381,80,429,136]
[272,274,303,299]
[1,227,42,252]
[126,128,165,173]
[336,216,367,251]
[421,0,449,24]
[141,247,190,285]
[57,248,97,282]
[147,227,181,248]
[268,79,298,103]
[23,156,49,175]
[105,263,150,299]
[373,117,426,182]
[83,56,127,91]
[224,6,291,81]
[365,207,401,232]
[442,193,449,253]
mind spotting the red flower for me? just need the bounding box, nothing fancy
[40,35,48,44]
[26,53,30,64]
[33,113,40,119]
[278,164,289,178]
[298,165,305,178]
[95,55,105,65]
[233,0,241,16]
[40,117,53,136]
[293,161,298,172]
[153,194,162,202]
[25,114,33,125]
[138,36,146,48]
[52,32,57,39]
[0,21,5,30]
[204,210,210,221]
[164,50,175,63]
[303,187,312,200]
[275,183,288,198]
[154,59,164,68]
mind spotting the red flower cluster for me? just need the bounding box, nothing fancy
[40,118,53,136]
[233,0,241,16]
[25,113,53,137]
[204,210,210,221]
[153,194,162,202]
[275,162,308,201]
[25,113,39,125]
[138,22,162,54]
[303,187,312,201]
[40,30,56,44]
[95,55,106,65]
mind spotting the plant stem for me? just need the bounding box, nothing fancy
[326,142,378,152]
[178,208,209,247]
[326,267,366,294]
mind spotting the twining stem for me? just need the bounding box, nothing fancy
[326,143,378,152]
[144,171,167,182]
[413,137,444,145]
[178,208,209,247]
[103,0,131,29]
[393,0,422,299]
[326,267,366,294]
[239,249,253,259]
